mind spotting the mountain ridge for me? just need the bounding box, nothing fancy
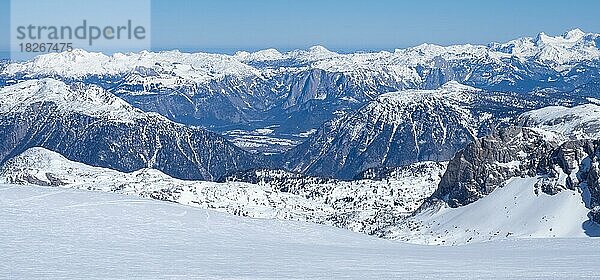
[0,79,265,181]
[2,29,598,142]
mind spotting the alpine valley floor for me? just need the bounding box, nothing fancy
[2,184,599,280]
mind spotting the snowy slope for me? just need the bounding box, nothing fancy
[3,184,600,279]
[0,78,150,123]
[519,103,600,139]
[386,177,600,245]
[0,147,446,235]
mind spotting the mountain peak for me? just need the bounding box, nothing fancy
[0,78,145,123]
[440,80,479,92]
[534,32,551,44]
[534,29,592,45]
[308,45,332,53]
[564,28,586,40]
[234,48,284,62]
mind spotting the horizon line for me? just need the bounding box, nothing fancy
[1,27,597,59]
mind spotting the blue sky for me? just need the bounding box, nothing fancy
[150,0,600,53]
[2,0,600,58]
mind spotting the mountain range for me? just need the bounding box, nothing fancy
[0,79,264,181]
[1,29,600,244]
[2,29,599,146]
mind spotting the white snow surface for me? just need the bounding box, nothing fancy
[0,147,446,234]
[2,183,600,279]
[387,177,600,245]
[519,103,600,139]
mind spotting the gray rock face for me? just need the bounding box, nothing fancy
[431,127,600,207]
[431,127,559,207]
[582,146,600,225]
[586,156,600,208]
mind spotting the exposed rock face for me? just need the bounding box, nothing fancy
[426,127,557,207]
[585,154,600,225]
[587,158,600,208]
[430,126,600,207]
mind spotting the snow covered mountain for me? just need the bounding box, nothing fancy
[0,147,445,235]
[490,28,600,70]
[1,30,600,248]
[0,79,264,181]
[5,29,598,80]
[2,29,599,150]
[283,81,575,179]
[518,103,600,139]
[384,176,599,245]
[389,116,600,244]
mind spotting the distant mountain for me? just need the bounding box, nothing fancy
[518,103,600,139]
[489,29,600,70]
[2,29,599,148]
[0,60,7,87]
[282,82,576,179]
[0,79,264,180]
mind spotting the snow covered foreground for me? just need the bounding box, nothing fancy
[0,147,444,235]
[2,184,600,280]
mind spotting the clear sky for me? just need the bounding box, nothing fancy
[2,0,600,58]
